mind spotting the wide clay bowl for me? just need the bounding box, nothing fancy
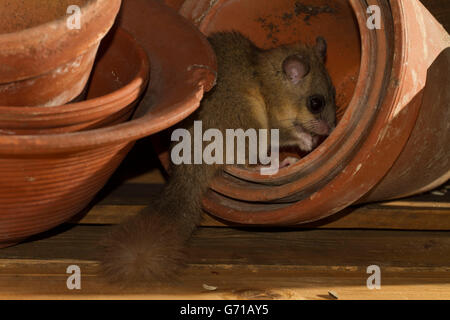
[0,0,121,107]
[0,0,216,248]
[159,0,449,225]
[0,28,150,135]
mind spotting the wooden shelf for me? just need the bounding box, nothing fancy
[1,224,449,299]
[0,0,449,301]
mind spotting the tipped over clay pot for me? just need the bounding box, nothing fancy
[0,0,216,248]
[0,28,149,135]
[0,0,121,107]
[157,0,449,225]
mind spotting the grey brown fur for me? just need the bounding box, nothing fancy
[100,32,336,283]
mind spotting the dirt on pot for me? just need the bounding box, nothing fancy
[256,1,338,44]
[293,2,336,24]
[0,0,91,34]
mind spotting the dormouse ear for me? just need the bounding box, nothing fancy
[282,55,310,85]
[315,36,327,61]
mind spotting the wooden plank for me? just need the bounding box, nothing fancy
[3,226,450,268]
[0,225,449,299]
[74,203,450,230]
[1,262,449,299]
[73,181,450,230]
[380,201,450,209]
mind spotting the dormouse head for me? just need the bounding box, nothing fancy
[258,37,336,152]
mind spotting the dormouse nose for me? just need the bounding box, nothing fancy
[314,119,331,136]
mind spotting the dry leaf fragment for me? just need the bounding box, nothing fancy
[328,290,339,299]
[203,284,218,291]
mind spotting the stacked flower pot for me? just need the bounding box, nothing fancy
[0,0,217,247]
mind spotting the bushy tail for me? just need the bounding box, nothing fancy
[99,209,191,283]
[99,163,220,284]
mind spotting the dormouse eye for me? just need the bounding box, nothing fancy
[307,94,326,114]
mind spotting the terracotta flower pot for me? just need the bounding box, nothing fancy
[0,28,149,135]
[0,0,216,248]
[0,0,122,107]
[158,0,449,225]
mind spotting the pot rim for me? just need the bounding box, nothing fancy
[0,1,217,156]
[0,91,140,123]
[0,92,140,130]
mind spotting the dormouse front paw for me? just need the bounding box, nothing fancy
[279,156,300,168]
